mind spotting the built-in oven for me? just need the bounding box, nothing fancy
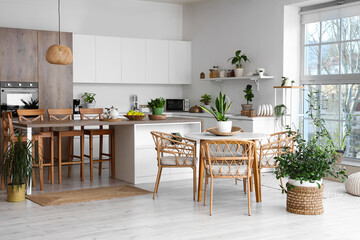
[0,82,39,117]
[166,99,190,112]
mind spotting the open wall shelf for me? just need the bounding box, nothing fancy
[201,76,274,91]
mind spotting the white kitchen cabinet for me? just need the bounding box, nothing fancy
[73,34,96,83]
[95,36,122,83]
[146,39,169,84]
[121,38,146,84]
[169,41,192,84]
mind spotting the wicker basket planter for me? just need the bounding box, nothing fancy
[286,183,324,215]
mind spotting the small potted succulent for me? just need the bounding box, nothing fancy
[227,50,250,77]
[281,76,294,87]
[200,94,212,106]
[200,92,233,133]
[241,85,254,111]
[81,92,96,108]
[148,97,165,115]
[1,132,33,202]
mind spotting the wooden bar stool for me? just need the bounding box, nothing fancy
[79,108,115,180]
[47,109,84,184]
[17,109,54,190]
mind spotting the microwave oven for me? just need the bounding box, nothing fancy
[166,99,190,112]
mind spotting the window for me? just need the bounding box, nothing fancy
[302,9,360,161]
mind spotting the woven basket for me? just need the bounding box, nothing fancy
[286,183,324,215]
[46,45,73,65]
[123,115,146,121]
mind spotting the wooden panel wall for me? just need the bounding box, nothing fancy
[0,27,37,82]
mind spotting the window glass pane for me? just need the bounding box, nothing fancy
[321,19,340,43]
[342,16,360,41]
[320,85,340,119]
[344,121,360,158]
[341,41,360,74]
[321,43,340,74]
[305,22,320,44]
[305,45,319,75]
[341,84,360,120]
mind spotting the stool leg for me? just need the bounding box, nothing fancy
[58,136,62,184]
[1,140,8,190]
[80,134,84,181]
[32,143,36,187]
[90,134,94,181]
[68,136,74,178]
[98,134,103,176]
[39,137,44,190]
[50,135,54,184]
[111,132,115,178]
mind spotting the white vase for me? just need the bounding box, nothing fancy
[259,72,264,78]
[234,68,244,77]
[288,178,323,188]
[85,102,96,108]
[217,121,232,133]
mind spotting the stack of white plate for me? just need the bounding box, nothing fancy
[257,104,273,116]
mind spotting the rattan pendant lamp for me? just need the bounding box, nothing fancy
[46,0,73,65]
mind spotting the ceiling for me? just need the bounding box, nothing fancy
[142,0,335,6]
[140,0,207,4]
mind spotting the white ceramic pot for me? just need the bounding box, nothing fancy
[284,80,292,86]
[217,121,232,133]
[85,102,96,108]
[288,178,323,188]
[258,72,264,78]
[235,68,244,77]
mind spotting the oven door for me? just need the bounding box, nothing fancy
[1,88,39,115]
[166,99,184,111]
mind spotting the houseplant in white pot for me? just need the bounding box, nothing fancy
[81,92,96,108]
[1,132,33,202]
[200,92,233,133]
[227,50,250,77]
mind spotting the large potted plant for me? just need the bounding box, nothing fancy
[148,97,165,115]
[81,92,96,108]
[241,85,254,111]
[1,132,33,202]
[200,92,233,133]
[227,50,250,77]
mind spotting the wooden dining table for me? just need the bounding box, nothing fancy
[184,131,270,203]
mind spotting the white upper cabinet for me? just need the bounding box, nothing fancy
[169,41,192,84]
[122,38,146,84]
[95,36,122,83]
[146,40,169,84]
[73,34,96,83]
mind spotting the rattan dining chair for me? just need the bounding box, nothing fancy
[17,109,54,190]
[48,109,84,184]
[203,139,255,216]
[79,108,115,180]
[151,131,197,200]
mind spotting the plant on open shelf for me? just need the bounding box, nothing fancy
[241,85,254,112]
[274,104,287,128]
[227,50,250,77]
[200,92,233,133]
[81,92,96,108]
[1,132,34,202]
[200,94,212,105]
[148,97,165,115]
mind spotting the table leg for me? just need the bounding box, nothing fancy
[252,141,261,202]
[26,126,32,195]
[197,141,204,202]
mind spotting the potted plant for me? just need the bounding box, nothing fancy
[227,50,250,77]
[274,129,347,215]
[81,92,96,108]
[281,76,294,87]
[21,98,39,109]
[200,94,212,106]
[241,85,254,111]
[200,92,233,133]
[148,97,165,115]
[258,70,264,78]
[1,132,33,202]
[274,104,287,129]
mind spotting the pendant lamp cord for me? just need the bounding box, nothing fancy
[58,0,61,45]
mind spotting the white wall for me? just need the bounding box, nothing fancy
[182,0,284,114]
[0,0,183,110]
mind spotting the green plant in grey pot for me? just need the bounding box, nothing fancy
[200,92,233,133]
[1,132,34,202]
[227,50,250,77]
[241,85,254,111]
[148,97,165,115]
[200,94,212,106]
[82,92,96,108]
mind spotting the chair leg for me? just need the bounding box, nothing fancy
[39,138,44,190]
[243,178,247,194]
[204,175,208,206]
[68,136,74,178]
[80,134,84,181]
[99,135,103,176]
[193,167,197,201]
[250,175,254,192]
[247,176,251,216]
[50,136,54,184]
[58,136,62,184]
[32,144,36,187]
[1,140,8,190]
[153,166,162,199]
[280,177,284,188]
[210,177,214,216]
[156,167,163,193]
[90,134,94,181]
[110,132,115,178]
[235,178,238,185]
[259,170,262,200]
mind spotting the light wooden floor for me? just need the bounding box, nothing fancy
[0,164,359,240]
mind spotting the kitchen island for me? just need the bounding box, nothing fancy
[13,117,203,185]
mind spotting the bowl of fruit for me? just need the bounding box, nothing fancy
[124,110,146,121]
